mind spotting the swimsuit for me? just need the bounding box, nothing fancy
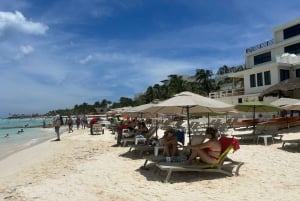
[204,148,220,160]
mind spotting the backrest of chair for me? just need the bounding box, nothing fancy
[264,124,279,135]
[93,124,102,129]
[214,137,240,165]
[145,126,156,138]
[219,137,240,153]
[254,124,266,135]
[175,130,185,145]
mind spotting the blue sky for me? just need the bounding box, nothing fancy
[0,0,300,117]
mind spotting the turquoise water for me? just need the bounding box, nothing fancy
[0,117,67,160]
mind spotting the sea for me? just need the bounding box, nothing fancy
[0,117,68,160]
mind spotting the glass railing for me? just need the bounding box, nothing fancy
[209,89,244,99]
[246,39,274,54]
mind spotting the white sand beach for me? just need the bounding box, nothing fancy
[0,126,300,201]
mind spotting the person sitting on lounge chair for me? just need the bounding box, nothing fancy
[161,127,179,157]
[185,127,221,164]
[135,121,148,137]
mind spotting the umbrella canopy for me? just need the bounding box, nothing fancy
[123,103,158,118]
[282,101,300,110]
[271,97,300,107]
[141,91,234,141]
[260,78,300,97]
[234,100,281,131]
[235,100,281,113]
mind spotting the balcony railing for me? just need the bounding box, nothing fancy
[246,39,274,54]
[209,89,244,99]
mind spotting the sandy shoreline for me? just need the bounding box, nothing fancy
[0,127,300,201]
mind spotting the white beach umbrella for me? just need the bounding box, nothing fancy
[123,103,159,118]
[271,98,300,107]
[282,101,300,111]
[141,91,234,141]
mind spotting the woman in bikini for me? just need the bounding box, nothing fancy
[161,127,179,157]
[185,127,221,164]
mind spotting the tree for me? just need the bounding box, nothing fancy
[167,74,186,96]
[195,69,214,96]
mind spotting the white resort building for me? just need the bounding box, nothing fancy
[210,18,300,105]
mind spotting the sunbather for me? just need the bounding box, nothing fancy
[161,127,179,157]
[135,121,148,137]
[185,127,221,164]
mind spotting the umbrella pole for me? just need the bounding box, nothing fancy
[187,106,191,143]
[253,106,256,134]
[207,113,210,127]
[155,113,158,138]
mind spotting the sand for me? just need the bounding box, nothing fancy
[0,126,300,201]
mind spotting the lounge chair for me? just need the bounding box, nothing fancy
[123,126,156,147]
[231,123,266,142]
[281,133,300,148]
[155,137,244,183]
[131,129,185,158]
[92,123,104,135]
[141,130,186,165]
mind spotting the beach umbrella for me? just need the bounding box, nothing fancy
[122,103,159,118]
[282,101,300,111]
[271,97,300,107]
[234,100,281,132]
[141,91,234,142]
[123,102,162,137]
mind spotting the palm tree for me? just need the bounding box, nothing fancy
[167,74,187,96]
[195,69,214,96]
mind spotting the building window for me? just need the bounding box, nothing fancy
[250,74,256,87]
[296,69,300,77]
[254,52,271,65]
[280,69,290,81]
[283,24,300,40]
[264,71,271,85]
[284,42,300,55]
[257,72,263,86]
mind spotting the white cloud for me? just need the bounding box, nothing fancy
[0,11,48,36]
[14,45,34,59]
[20,45,34,54]
[80,55,93,64]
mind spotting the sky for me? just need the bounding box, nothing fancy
[0,0,300,117]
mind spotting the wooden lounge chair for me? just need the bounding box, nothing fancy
[155,137,244,183]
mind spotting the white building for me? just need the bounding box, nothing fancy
[210,18,300,105]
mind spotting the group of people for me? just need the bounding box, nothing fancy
[161,126,221,164]
[53,113,222,164]
[113,117,149,146]
[53,114,90,140]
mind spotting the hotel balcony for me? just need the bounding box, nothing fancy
[209,88,244,99]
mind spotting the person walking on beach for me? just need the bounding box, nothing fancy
[75,116,81,130]
[53,114,61,141]
[81,114,88,129]
[67,115,74,133]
